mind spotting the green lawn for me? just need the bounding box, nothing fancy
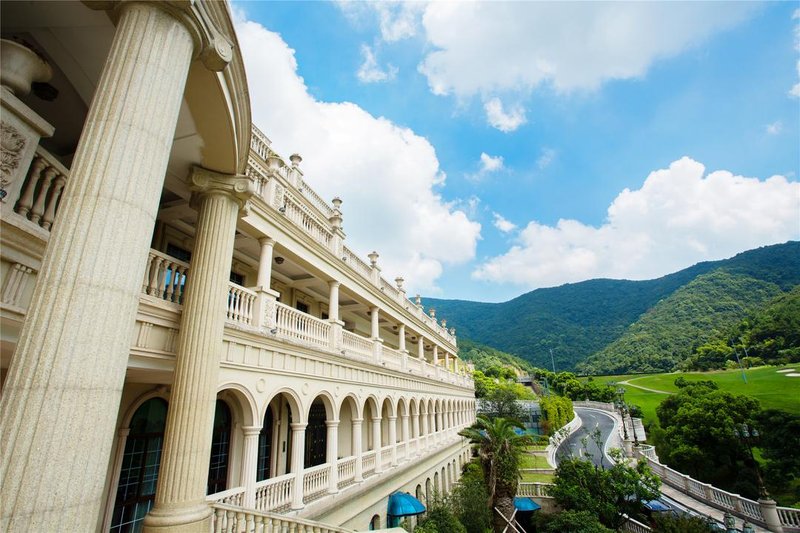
[520,453,551,469]
[584,365,800,428]
[520,471,554,483]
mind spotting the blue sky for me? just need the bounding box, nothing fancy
[234,1,800,302]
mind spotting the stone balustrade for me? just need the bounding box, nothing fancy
[636,445,800,532]
[254,473,294,512]
[302,463,331,504]
[341,329,374,359]
[211,503,355,533]
[226,283,256,326]
[207,486,247,507]
[142,249,189,303]
[337,457,357,489]
[13,146,69,232]
[275,301,331,349]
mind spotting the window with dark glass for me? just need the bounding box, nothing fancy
[304,401,327,468]
[207,400,232,495]
[256,407,274,482]
[110,398,168,533]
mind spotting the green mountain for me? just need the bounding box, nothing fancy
[428,241,800,373]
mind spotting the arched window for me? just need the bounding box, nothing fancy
[305,399,328,467]
[110,398,168,533]
[368,514,381,530]
[257,406,274,481]
[207,400,232,495]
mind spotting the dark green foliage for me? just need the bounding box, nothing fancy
[651,512,721,532]
[414,495,466,533]
[550,454,660,530]
[459,339,535,375]
[450,462,492,533]
[537,510,614,533]
[472,370,535,402]
[459,416,531,533]
[425,242,799,373]
[539,395,574,436]
[579,269,783,374]
[536,370,618,402]
[754,409,800,492]
[655,379,761,492]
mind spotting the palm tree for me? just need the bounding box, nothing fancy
[459,415,530,533]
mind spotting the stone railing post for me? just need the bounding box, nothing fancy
[758,498,785,533]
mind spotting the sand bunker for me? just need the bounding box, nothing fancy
[786,373,800,377]
[776,369,795,373]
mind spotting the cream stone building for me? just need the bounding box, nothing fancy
[0,2,476,532]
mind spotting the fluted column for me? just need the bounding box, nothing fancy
[412,412,420,456]
[372,417,383,473]
[326,420,339,494]
[145,170,253,532]
[0,3,198,530]
[241,426,261,508]
[401,414,410,461]
[290,423,307,510]
[388,416,398,467]
[352,418,363,482]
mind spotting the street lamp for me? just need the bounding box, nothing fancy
[616,387,629,441]
[735,423,769,499]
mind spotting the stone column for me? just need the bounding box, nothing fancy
[145,170,253,532]
[256,237,275,289]
[0,3,205,530]
[445,351,450,372]
[371,306,383,362]
[418,336,425,360]
[241,426,261,509]
[421,410,429,450]
[290,423,307,510]
[352,418,364,482]
[398,323,408,370]
[401,414,410,461]
[388,416,398,467]
[372,417,383,473]
[328,281,343,351]
[412,412,420,456]
[326,420,339,494]
[253,237,280,330]
[433,345,439,366]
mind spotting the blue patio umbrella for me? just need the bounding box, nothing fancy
[513,497,541,512]
[388,491,426,518]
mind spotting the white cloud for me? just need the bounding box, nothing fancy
[484,98,527,132]
[473,157,800,289]
[492,213,517,233]
[766,121,783,135]
[338,1,425,42]
[417,3,755,117]
[236,16,481,293]
[357,44,398,83]
[480,153,504,173]
[537,148,556,170]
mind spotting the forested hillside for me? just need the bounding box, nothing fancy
[429,241,800,373]
[576,270,783,374]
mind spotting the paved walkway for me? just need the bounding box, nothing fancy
[659,484,770,533]
[619,378,673,395]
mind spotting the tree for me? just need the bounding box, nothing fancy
[655,379,760,491]
[414,494,466,533]
[549,450,660,530]
[538,510,614,533]
[754,409,800,491]
[450,462,492,533]
[459,416,530,533]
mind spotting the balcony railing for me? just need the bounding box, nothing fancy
[254,472,294,513]
[211,503,355,533]
[337,457,356,489]
[13,146,69,232]
[142,250,189,303]
[341,329,373,359]
[361,450,376,476]
[275,302,331,349]
[302,463,330,504]
[227,283,256,326]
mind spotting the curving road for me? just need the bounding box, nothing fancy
[555,407,617,468]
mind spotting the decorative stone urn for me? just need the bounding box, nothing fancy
[1,39,52,96]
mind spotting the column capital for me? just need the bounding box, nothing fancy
[290,422,308,432]
[388,415,397,422]
[258,236,276,247]
[325,419,340,428]
[328,280,341,288]
[87,0,234,71]
[242,425,262,437]
[352,418,364,424]
[190,166,255,211]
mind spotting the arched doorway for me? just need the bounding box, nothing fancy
[368,514,381,530]
[207,399,232,495]
[110,397,168,532]
[305,397,328,468]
